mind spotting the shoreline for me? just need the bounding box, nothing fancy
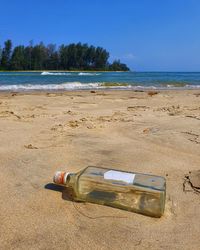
[0,88,200,95]
[0,85,200,92]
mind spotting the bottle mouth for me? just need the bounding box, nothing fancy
[53,171,67,185]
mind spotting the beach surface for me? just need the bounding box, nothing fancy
[0,89,200,250]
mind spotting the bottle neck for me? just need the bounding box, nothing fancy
[53,171,76,187]
[64,173,76,188]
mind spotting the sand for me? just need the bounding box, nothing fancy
[0,89,200,250]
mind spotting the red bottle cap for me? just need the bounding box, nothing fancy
[53,171,66,185]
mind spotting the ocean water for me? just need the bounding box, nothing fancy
[0,71,200,91]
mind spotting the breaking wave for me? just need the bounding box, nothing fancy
[78,72,101,76]
[0,82,98,90]
[0,82,131,90]
[41,72,72,76]
[41,72,101,76]
[0,82,200,91]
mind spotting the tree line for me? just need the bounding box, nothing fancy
[0,40,129,71]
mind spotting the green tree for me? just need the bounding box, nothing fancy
[0,39,12,70]
[31,42,48,70]
[46,44,59,70]
[10,46,26,70]
[59,44,68,70]
[94,47,109,70]
[109,60,129,71]
[81,43,90,69]
[67,43,78,69]
[0,40,130,71]
[23,40,34,70]
[86,45,96,69]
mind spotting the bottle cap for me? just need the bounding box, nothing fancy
[53,171,68,185]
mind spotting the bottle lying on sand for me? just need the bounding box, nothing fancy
[53,166,166,217]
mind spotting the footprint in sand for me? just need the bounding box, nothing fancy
[182,131,200,144]
[0,110,21,119]
[68,120,80,128]
[127,106,150,111]
[51,124,65,132]
[86,123,96,129]
[155,105,182,116]
[96,113,133,123]
[185,115,200,121]
[97,116,112,122]
[68,118,96,129]
[63,110,77,115]
[51,117,99,130]
[24,144,38,149]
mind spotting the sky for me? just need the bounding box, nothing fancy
[0,0,200,71]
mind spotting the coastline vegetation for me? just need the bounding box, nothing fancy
[0,40,129,71]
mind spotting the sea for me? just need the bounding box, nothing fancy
[0,71,200,91]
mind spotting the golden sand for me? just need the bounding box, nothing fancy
[0,90,200,249]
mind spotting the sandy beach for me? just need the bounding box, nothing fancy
[0,89,200,250]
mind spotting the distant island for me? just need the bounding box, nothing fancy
[0,40,130,71]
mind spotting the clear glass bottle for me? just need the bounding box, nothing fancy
[53,166,166,217]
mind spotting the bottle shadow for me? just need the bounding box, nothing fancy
[44,183,74,201]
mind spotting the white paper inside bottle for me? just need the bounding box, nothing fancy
[104,170,135,184]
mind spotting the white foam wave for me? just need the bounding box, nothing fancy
[78,72,101,76]
[41,72,71,76]
[0,82,100,90]
[185,84,200,89]
[0,82,200,91]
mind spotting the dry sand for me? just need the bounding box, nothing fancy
[0,90,200,250]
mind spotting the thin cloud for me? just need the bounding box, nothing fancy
[110,53,137,61]
[122,53,136,60]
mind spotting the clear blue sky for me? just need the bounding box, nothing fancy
[0,0,200,71]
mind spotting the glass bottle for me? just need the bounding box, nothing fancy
[53,166,166,217]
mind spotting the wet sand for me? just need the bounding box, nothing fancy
[0,90,200,249]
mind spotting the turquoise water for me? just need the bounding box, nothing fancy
[0,71,200,90]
